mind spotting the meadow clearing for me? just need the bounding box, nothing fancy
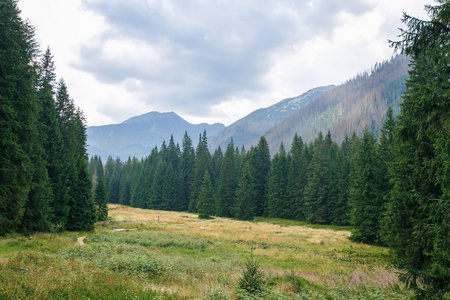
[0,204,412,299]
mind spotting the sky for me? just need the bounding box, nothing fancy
[18,0,433,127]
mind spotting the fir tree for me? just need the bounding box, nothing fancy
[65,109,97,231]
[288,134,309,221]
[94,178,108,221]
[266,143,289,218]
[0,0,40,234]
[179,132,195,211]
[189,131,211,212]
[349,128,385,244]
[383,2,450,297]
[303,132,332,224]
[216,140,238,217]
[234,161,256,220]
[197,171,214,219]
[252,137,271,217]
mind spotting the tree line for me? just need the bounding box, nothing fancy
[0,0,107,234]
[96,125,388,236]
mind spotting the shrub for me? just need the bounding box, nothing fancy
[237,253,266,295]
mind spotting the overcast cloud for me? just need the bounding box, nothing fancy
[19,0,432,126]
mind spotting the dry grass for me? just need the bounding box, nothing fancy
[0,204,408,299]
[108,204,351,247]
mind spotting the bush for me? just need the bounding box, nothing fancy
[237,254,266,295]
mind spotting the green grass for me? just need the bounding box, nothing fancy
[254,217,352,231]
[0,206,416,299]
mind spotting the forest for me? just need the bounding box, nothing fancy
[0,0,107,234]
[1,0,449,298]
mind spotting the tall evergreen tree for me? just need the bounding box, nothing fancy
[348,128,385,244]
[94,178,108,221]
[252,137,271,217]
[0,0,42,234]
[179,132,195,211]
[216,140,238,217]
[383,2,449,297]
[197,171,215,219]
[302,132,332,224]
[107,158,121,204]
[234,161,256,220]
[266,143,289,218]
[288,134,309,221]
[327,136,352,225]
[65,109,97,231]
[189,131,211,212]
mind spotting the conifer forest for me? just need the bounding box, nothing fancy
[1,0,449,298]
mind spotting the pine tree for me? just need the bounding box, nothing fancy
[288,134,309,221]
[266,143,289,218]
[348,128,385,244]
[107,158,122,204]
[327,136,352,225]
[65,109,97,231]
[234,161,256,220]
[383,2,450,297]
[189,131,211,212]
[302,132,332,224]
[197,171,214,219]
[179,132,195,211]
[252,137,271,217]
[216,140,238,217]
[94,178,108,221]
[0,0,40,234]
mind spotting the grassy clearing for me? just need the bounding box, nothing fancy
[0,204,413,299]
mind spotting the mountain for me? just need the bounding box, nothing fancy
[209,85,335,150]
[87,111,225,161]
[260,55,410,154]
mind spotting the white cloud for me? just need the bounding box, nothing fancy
[18,0,435,127]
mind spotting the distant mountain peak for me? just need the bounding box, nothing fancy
[87,111,224,161]
[121,111,181,125]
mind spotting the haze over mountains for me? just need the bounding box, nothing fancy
[87,55,409,160]
[87,112,225,160]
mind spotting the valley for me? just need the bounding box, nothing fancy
[0,204,410,299]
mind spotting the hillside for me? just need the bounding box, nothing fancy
[260,55,410,153]
[209,85,335,150]
[87,111,225,160]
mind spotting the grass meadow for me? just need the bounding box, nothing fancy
[0,204,413,299]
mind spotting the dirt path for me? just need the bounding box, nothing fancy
[77,236,86,245]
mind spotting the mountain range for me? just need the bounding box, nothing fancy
[86,112,225,160]
[86,55,409,160]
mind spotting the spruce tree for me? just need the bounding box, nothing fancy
[179,132,195,211]
[189,131,211,212]
[216,140,238,217]
[0,0,40,234]
[266,143,289,218]
[234,161,256,220]
[65,109,97,231]
[383,2,449,297]
[303,132,332,224]
[197,171,214,219]
[94,178,108,221]
[327,136,352,225]
[252,137,271,217]
[348,128,385,244]
[288,134,309,221]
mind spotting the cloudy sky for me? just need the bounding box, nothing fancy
[19,0,432,126]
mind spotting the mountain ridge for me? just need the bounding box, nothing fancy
[87,55,409,160]
[87,111,225,161]
[209,85,336,150]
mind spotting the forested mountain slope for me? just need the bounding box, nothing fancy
[87,112,225,160]
[261,55,409,153]
[209,85,335,150]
